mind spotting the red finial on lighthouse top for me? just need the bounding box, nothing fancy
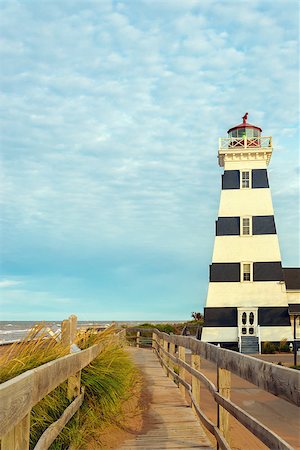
[227,113,262,134]
[242,112,248,123]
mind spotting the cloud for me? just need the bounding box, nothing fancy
[0,0,299,318]
[0,280,22,288]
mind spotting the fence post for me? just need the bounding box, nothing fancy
[217,366,231,445]
[61,319,71,351]
[152,332,156,352]
[67,315,81,401]
[191,353,201,414]
[157,336,161,358]
[178,346,186,397]
[136,331,141,348]
[169,342,176,381]
[163,340,169,376]
[1,413,30,450]
[69,314,77,346]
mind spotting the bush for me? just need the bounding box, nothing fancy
[279,338,289,353]
[262,341,276,354]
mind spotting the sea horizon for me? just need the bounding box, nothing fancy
[0,319,188,343]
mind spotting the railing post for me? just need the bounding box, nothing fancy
[136,331,141,348]
[217,366,231,445]
[191,353,201,414]
[178,346,186,397]
[152,332,156,352]
[163,340,169,376]
[69,314,77,346]
[67,315,81,401]
[169,342,176,381]
[61,319,71,351]
[66,316,81,450]
[1,413,30,450]
[158,336,162,358]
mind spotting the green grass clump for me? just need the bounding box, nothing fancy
[0,325,139,449]
[42,331,139,449]
[0,324,69,383]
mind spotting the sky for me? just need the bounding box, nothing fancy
[0,0,299,321]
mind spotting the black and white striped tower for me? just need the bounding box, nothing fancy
[201,114,292,353]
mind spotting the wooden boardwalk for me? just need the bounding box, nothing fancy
[119,348,213,450]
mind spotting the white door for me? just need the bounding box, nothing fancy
[238,308,258,337]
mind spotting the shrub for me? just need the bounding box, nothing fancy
[279,338,289,353]
[262,341,276,354]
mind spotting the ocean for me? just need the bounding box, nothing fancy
[0,320,180,343]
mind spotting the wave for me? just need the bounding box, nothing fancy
[0,328,31,335]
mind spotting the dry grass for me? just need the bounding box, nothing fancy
[0,325,140,449]
[0,324,69,384]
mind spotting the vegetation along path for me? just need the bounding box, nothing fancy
[118,347,213,450]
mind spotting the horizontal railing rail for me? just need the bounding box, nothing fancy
[125,327,298,450]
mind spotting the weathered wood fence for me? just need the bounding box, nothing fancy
[1,323,299,450]
[0,316,120,450]
[126,328,299,450]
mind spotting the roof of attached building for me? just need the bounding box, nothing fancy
[283,268,300,290]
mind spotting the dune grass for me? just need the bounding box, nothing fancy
[0,324,69,383]
[0,325,139,449]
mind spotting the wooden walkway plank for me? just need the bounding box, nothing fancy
[118,348,213,450]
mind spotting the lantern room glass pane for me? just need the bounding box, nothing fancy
[237,128,246,137]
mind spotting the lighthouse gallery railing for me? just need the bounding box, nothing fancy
[219,136,272,150]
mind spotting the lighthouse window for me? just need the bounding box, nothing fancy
[241,171,251,188]
[242,263,252,282]
[237,128,246,137]
[242,217,251,235]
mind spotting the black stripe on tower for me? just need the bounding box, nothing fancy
[215,216,276,235]
[203,307,290,327]
[216,217,240,235]
[204,307,237,327]
[222,169,269,189]
[258,307,290,326]
[210,262,283,282]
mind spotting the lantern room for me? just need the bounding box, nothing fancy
[227,112,262,138]
[218,113,273,167]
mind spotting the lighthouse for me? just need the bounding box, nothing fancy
[201,114,293,353]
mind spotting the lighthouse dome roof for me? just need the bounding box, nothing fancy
[227,113,262,134]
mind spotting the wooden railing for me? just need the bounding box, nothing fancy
[0,316,121,450]
[126,328,299,450]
